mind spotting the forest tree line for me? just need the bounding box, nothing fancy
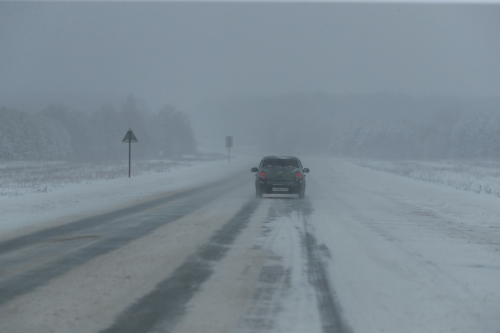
[329,107,500,159]
[0,94,196,160]
[209,93,500,159]
[3,92,500,161]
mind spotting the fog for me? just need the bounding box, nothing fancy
[1,2,500,159]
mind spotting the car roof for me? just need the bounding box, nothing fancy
[261,155,299,160]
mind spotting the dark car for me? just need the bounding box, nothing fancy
[251,156,310,198]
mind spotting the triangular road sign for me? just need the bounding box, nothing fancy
[122,129,138,142]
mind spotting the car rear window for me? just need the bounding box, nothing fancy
[261,158,299,168]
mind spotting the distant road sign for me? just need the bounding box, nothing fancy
[122,128,138,177]
[225,136,233,148]
[225,136,233,162]
[122,129,138,142]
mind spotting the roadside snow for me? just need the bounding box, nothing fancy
[0,156,254,239]
[356,159,500,197]
[307,158,500,333]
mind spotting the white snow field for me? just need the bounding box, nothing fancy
[0,156,499,333]
[357,159,500,197]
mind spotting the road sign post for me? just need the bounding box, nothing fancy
[225,136,233,163]
[122,128,138,177]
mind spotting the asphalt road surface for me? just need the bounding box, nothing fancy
[0,159,498,333]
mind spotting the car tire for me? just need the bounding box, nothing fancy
[256,188,263,198]
[299,191,305,199]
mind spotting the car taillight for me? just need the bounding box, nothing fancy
[258,172,266,180]
[295,172,303,181]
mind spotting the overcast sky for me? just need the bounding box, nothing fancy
[1,2,499,112]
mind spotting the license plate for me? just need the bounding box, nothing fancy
[272,187,289,192]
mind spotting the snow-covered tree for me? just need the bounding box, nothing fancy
[0,107,71,160]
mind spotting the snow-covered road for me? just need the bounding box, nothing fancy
[308,159,500,333]
[0,157,499,333]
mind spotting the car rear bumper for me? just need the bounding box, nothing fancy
[256,181,304,194]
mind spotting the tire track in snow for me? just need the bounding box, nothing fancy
[303,227,351,333]
[0,174,248,307]
[235,203,291,333]
[284,198,351,333]
[0,178,242,256]
[99,199,261,333]
[239,198,351,333]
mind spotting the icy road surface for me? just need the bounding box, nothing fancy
[0,158,499,333]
